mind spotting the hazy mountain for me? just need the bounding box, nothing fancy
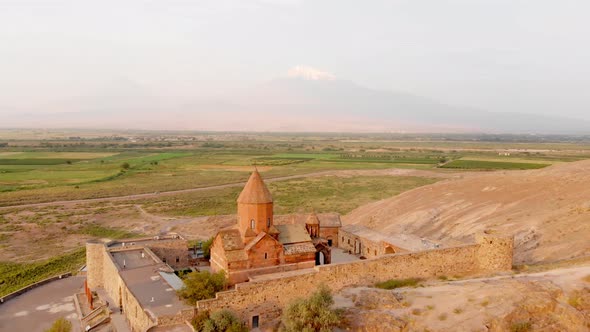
[2,77,589,134]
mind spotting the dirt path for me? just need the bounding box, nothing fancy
[0,168,470,211]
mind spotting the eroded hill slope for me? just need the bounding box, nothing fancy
[343,160,590,264]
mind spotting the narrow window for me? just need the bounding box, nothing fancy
[250,219,255,229]
[267,218,271,227]
[347,239,350,245]
[162,257,167,263]
[374,250,377,256]
[176,256,180,263]
[264,253,268,259]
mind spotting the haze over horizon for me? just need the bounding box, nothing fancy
[1,1,590,133]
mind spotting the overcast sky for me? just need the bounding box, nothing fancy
[1,0,589,120]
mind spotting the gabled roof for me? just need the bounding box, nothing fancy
[306,213,320,225]
[237,170,273,204]
[216,229,244,251]
[244,232,281,252]
[317,213,342,227]
[268,225,280,234]
[275,224,312,245]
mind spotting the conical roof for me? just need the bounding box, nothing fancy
[237,170,273,204]
[306,212,320,225]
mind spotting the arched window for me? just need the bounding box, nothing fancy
[250,219,255,229]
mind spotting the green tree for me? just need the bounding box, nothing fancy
[178,270,226,305]
[280,285,341,332]
[120,162,130,170]
[45,318,72,332]
[202,237,214,259]
[203,310,248,332]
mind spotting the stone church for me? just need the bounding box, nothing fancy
[210,170,340,285]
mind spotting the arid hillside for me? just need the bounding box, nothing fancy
[344,160,590,264]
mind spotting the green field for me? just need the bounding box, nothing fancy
[0,136,586,206]
[441,159,548,170]
[0,249,86,297]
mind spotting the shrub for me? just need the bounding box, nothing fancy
[178,270,226,305]
[192,309,247,332]
[45,318,72,332]
[120,162,130,170]
[280,284,341,332]
[375,278,422,290]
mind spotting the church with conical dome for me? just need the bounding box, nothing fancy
[210,170,339,285]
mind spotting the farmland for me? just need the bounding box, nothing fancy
[2,132,587,207]
[441,159,548,170]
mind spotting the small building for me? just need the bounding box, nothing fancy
[339,224,440,258]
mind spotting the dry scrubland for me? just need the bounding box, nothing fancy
[337,263,590,331]
[344,160,590,264]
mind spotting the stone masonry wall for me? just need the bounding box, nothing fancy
[339,228,406,258]
[197,234,513,329]
[146,239,189,269]
[319,227,339,247]
[100,247,156,332]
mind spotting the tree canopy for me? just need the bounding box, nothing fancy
[45,318,72,332]
[193,309,248,332]
[178,270,226,305]
[280,284,342,332]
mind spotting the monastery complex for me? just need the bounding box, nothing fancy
[81,170,514,331]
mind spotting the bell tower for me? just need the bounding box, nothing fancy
[237,170,274,241]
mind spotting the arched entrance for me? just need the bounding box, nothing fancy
[315,242,331,265]
[385,246,396,254]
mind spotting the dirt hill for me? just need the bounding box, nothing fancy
[343,160,590,264]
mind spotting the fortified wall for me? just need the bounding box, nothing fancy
[86,236,194,332]
[198,234,513,329]
[87,241,156,332]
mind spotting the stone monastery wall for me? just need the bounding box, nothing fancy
[87,242,156,332]
[197,234,513,329]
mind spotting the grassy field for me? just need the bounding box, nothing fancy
[0,130,590,206]
[0,248,86,297]
[441,159,548,170]
[142,175,439,216]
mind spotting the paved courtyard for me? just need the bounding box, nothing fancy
[331,247,361,264]
[0,276,84,332]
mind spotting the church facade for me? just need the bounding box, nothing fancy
[210,170,339,285]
